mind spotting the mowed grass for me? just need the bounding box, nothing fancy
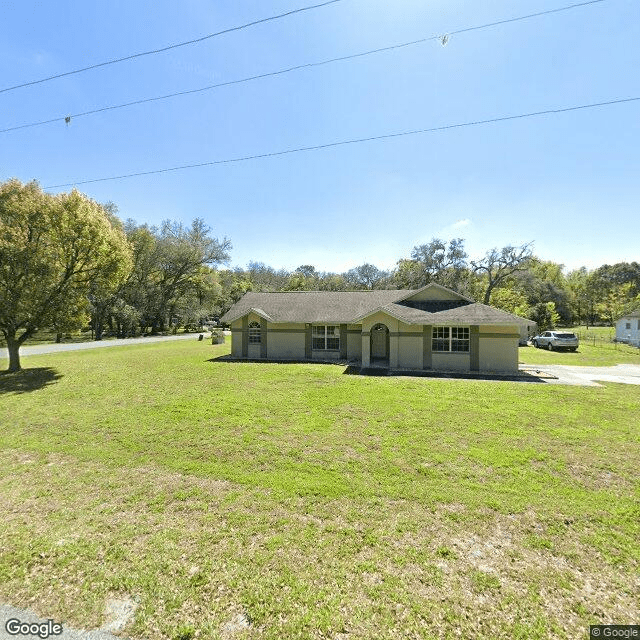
[519,325,640,366]
[0,341,638,639]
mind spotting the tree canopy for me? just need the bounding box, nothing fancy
[0,179,132,371]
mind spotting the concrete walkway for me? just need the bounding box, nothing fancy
[520,363,640,386]
[0,333,203,360]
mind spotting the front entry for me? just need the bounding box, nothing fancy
[370,323,389,366]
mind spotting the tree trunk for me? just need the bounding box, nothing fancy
[483,282,494,305]
[5,334,21,372]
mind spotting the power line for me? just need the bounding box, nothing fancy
[0,0,344,94]
[0,0,611,135]
[43,95,639,189]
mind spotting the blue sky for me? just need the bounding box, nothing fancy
[1,0,639,273]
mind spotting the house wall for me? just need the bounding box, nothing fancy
[269,329,306,359]
[432,352,471,371]
[517,321,537,345]
[230,314,519,373]
[230,319,243,357]
[398,334,423,369]
[347,325,362,361]
[478,325,519,372]
[616,317,640,346]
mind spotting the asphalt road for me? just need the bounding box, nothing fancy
[0,332,204,360]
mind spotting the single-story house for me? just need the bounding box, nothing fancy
[615,309,640,346]
[497,311,537,345]
[221,283,523,373]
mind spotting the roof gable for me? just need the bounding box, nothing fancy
[396,282,474,303]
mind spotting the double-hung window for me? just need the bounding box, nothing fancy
[432,326,470,352]
[312,325,339,350]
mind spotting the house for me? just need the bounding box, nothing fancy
[503,312,538,345]
[220,283,522,373]
[615,309,640,347]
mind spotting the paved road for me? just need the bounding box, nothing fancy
[521,363,640,386]
[0,333,205,360]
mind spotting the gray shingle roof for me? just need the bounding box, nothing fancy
[222,289,522,326]
[428,303,526,325]
[222,290,411,324]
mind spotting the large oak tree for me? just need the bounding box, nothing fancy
[0,179,133,371]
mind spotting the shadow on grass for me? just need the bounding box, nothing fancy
[0,367,63,395]
[207,356,545,383]
[345,365,546,382]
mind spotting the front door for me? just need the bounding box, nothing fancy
[370,324,389,362]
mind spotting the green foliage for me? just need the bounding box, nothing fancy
[0,179,133,369]
[396,237,468,290]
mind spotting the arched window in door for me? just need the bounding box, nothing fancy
[248,321,261,344]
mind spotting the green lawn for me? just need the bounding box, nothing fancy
[0,341,638,639]
[519,325,640,366]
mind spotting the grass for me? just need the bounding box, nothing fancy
[0,340,638,639]
[519,325,640,366]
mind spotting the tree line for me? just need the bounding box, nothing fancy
[2,178,639,371]
[218,241,640,334]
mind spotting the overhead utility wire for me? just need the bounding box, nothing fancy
[0,0,610,135]
[44,95,639,189]
[0,0,344,94]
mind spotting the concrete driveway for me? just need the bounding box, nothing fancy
[520,363,640,386]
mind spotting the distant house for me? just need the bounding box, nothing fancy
[615,309,640,346]
[221,283,522,373]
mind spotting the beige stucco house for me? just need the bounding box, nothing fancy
[221,284,522,373]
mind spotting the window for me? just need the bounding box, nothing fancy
[432,326,470,352]
[626,322,631,330]
[248,321,261,344]
[312,325,339,350]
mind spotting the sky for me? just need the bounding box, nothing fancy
[1,0,639,274]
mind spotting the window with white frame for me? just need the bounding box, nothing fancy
[312,325,340,350]
[626,322,631,330]
[432,326,470,352]
[248,321,261,344]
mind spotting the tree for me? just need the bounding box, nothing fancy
[0,179,133,371]
[344,263,389,289]
[531,301,561,331]
[395,238,468,289]
[471,242,533,304]
[120,218,231,332]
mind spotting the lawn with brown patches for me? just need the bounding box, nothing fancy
[0,340,638,639]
